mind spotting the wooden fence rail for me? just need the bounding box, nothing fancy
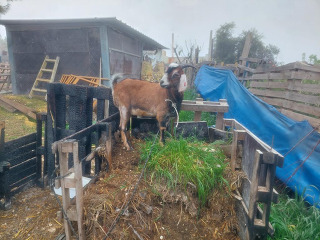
[242,62,320,129]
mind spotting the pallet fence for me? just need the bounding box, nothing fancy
[0,113,46,210]
[222,119,284,240]
[46,82,118,181]
[242,62,320,130]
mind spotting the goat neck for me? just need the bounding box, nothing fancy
[167,87,183,112]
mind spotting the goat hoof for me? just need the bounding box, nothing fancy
[125,144,133,151]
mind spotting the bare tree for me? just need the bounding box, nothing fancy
[0,1,15,15]
[173,41,202,87]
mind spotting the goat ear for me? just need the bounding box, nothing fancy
[178,74,187,92]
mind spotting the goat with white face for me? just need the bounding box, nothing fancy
[111,63,193,150]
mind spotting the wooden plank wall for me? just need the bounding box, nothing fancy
[245,62,320,130]
[46,83,119,180]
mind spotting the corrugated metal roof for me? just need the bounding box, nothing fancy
[0,17,167,50]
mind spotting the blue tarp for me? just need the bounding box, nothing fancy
[195,65,320,207]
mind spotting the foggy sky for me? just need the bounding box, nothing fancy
[0,0,319,64]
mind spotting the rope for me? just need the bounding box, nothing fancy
[286,139,320,183]
[283,128,316,157]
[103,130,160,240]
[165,99,180,128]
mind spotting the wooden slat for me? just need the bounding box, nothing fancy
[291,82,320,94]
[9,157,37,184]
[250,72,290,80]
[4,133,36,152]
[280,109,320,129]
[0,95,37,119]
[250,81,320,94]
[181,100,229,112]
[250,81,288,89]
[254,62,320,74]
[0,98,16,112]
[10,173,37,194]
[259,97,320,118]
[7,150,36,167]
[291,71,320,81]
[250,88,320,105]
[250,70,320,81]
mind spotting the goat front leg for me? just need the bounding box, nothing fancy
[119,106,132,150]
[158,114,169,146]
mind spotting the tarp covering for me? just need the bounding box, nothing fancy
[195,65,320,207]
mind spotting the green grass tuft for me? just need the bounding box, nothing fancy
[140,137,227,206]
[269,190,320,239]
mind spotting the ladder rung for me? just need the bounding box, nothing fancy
[32,88,47,93]
[41,69,53,72]
[36,78,50,82]
[45,59,56,63]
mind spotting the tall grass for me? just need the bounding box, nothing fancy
[269,191,320,240]
[140,137,227,206]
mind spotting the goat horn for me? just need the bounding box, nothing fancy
[181,64,196,69]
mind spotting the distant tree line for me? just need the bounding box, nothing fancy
[212,22,280,65]
[0,0,14,15]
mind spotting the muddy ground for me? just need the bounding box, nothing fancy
[0,136,239,240]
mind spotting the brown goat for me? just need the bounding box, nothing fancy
[112,63,192,150]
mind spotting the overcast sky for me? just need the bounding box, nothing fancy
[0,0,319,64]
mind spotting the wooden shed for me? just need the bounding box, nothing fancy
[0,18,165,94]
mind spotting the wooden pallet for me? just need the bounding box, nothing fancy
[29,56,59,98]
[60,74,109,87]
[224,119,284,240]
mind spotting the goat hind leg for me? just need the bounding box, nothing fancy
[119,108,132,150]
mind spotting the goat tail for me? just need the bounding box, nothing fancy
[111,73,124,88]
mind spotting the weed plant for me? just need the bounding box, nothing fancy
[140,137,228,207]
[269,191,320,240]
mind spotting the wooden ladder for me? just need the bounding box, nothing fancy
[29,55,60,98]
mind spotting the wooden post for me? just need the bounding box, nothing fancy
[105,123,112,171]
[73,141,84,240]
[194,98,203,121]
[231,129,246,171]
[0,121,4,150]
[58,141,72,240]
[36,114,43,182]
[215,99,228,130]
[56,139,84,240]
[247,150,263,239]
[208,30,213,61]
